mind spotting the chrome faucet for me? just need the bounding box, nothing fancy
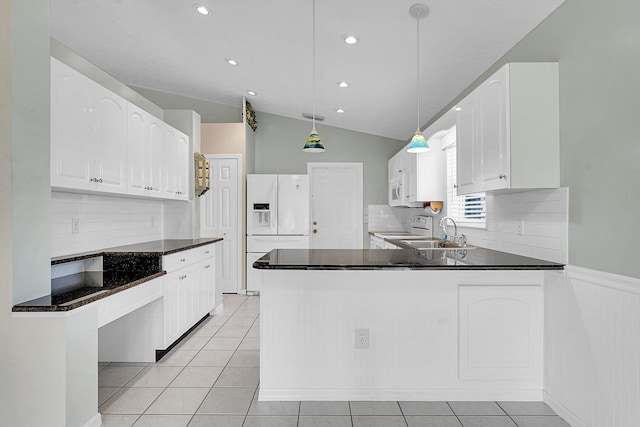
[438,216,458,244]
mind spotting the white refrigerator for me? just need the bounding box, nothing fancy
[246,174,309,293]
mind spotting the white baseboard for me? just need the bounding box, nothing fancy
[543,391,588,427]
[83,413,102,427]
[258,388,543,402]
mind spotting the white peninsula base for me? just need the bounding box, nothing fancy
[259,269,545,401]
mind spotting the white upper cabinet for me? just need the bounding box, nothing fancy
[51,57,190,201]
[51,58,94,191]
[127,106,164,198]
[456,63,559,195]
[94,84,128,193]
[161,125,190,201]
[51,58,128,195]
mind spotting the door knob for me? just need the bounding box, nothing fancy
[313,229,318,234]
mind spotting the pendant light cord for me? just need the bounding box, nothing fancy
[312,0,316,131]
[416,13,420,131]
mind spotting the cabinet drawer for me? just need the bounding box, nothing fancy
[164,244,215,272]
[98,277,164,328]
[163,250,195,272]
[192,244,215,264]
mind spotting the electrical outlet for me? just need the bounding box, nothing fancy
[355,328,369,349]
[71,218,80,234]
[517,219,525,235]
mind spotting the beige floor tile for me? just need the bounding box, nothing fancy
[248,399,299,415]
[215,325,250,338]
[187,414,245,426]
[224,316,257,327]
[100,414,139,427]
[189,350,234,367]
[170,366,224,388]
[177,336,210,351]
[133,414,192,427]
[242,415,297,426]
[227,350,260,367]
[246,327,260,338]
[299,416,353,427]
[100,387,163,414]
[196,387,255,414]
[99,365,147,387]
[300,401,350,416]
[145,387,209,414]
[156,350,198,367]
[203,337,243,351]
[99,387,120,406]
[125,366,183,388]
[237,337,260,351]
[214,367,260,387]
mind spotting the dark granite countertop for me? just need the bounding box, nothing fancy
[51,238,223,264]
[253,247,564,270]
[13,270,166,312]
[15,238,222,312]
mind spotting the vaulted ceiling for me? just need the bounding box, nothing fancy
[51,0,564,141]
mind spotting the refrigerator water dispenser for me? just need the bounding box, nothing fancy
[252,203,271,229]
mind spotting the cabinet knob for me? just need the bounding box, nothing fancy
[313,221,317,226]
[499,174,507,180]
[98,178,103,183]
[313,229,318,234]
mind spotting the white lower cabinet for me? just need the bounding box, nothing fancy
[458,284,543,381]
[162,244,216,348]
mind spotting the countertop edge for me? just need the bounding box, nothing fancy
[12,271,167,312]
[51,238,223,265]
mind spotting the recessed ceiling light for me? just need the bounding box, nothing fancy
[343,34,359,45]
[336,108,345,113]
[195,5,210,15]
[226,58,238,66]
[338,81,349,88]
[247,90,257,96]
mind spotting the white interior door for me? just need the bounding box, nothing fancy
[308,163,363,249]
[201,155,241,293]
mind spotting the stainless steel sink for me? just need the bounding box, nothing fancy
[399,239,475,251]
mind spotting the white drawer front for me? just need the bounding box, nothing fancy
[98,277,164,328]
[163,250,194,272]
[192,243,215,264]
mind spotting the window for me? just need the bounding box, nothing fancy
[444,137,486,226]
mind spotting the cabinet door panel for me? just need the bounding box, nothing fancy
[478,67,509,191]
[50,58,94,190]
[147,120,163,197]
[126,108,147,196]
[455,94,478,195]
[458,285,542,381]
[95,86,127,193]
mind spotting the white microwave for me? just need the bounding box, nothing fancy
[389,177,404,206]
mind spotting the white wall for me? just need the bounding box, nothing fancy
[544,268,640,427]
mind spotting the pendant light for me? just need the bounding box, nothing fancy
[407,4,430,153]
[303,0,325,152]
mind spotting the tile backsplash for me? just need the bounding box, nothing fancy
[369,187,568,264]
[51,191,191,257]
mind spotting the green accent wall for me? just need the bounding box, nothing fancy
[426,0,640,278]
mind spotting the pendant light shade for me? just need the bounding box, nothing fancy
[408,127,429,153]
[303,0,325,152]
[304,126,324,152]
[407,4,430,154]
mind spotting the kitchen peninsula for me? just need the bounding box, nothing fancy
[254,248,563,402]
